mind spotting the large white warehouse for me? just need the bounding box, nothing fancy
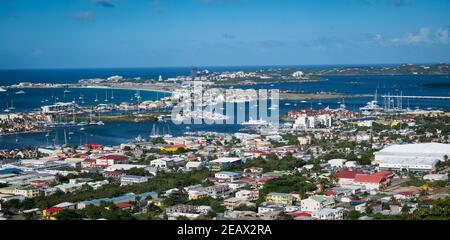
[374,143,450,172]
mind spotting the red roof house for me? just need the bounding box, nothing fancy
[353,173,390,190]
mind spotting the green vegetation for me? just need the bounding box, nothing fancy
[243,153,305,173]
[188,196,225,215]
[401,175,449,188]
[321,149,374,165]
[122,167,149,176]
[346,210,362,220]
[163,191,189,206]
[55,202,137,220]
[55,172,106,183]
[257,174,316,205]
[416,115,450,136]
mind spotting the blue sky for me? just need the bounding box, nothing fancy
[0,0,449,69]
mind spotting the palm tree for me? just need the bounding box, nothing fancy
[328,173,338,185]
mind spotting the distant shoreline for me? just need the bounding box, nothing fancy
[73,85,173,95]
[1,84,174,95]
[1,83,374,101]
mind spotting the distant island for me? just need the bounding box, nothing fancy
[311,63,450,76]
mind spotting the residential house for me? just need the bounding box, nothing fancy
[150,158,174,169]
[214,171,242,183]
[165,204,211,220]
[300,195,335,213]
[204,184,230,199]
[265,192,294,206]
[311,207,345,220]
[120,175,149,185]
[235,190,259,201]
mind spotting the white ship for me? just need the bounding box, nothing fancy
[0,87,6,92]
[360,100,384,115]
[15,90,26,95]
[360,91,384,115]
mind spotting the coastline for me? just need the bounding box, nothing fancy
[74,85,174,95]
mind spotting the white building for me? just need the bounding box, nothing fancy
[150,158,174,169]
[328,159,347,168]
[300,195,335,212]
[374,143,450,172]
[165,205,211,220]
[423,174,448,181]
[311,207,345,220]
[204,184,230,199]
[120,175,149,185]
[41,102,76,114]
[214,171,242,182]
[292,71,305,78]
[185,161,202,171]
[293,114,332,130]
[344,161,357,168]
[235,190,259,201]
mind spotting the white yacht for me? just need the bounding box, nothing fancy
[0,87,6,92]
[15,90,26,95]
[360,91,384,115]
[360,100,384,115]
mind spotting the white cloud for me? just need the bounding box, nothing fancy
[405,27,429,44]
[373,34,383,42]
[368,27,449,46]
[435,28,449,44]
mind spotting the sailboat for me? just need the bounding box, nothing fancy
[111,90,115,100]
[89,114,97,125]
[9,101,15,110]
[4,103,10,112]
[94,94,99,102]
[63,129,68,147]
[104,91,109,102]
[96,112,104,125]
[339,98,346,109]
[69,108,76,125]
